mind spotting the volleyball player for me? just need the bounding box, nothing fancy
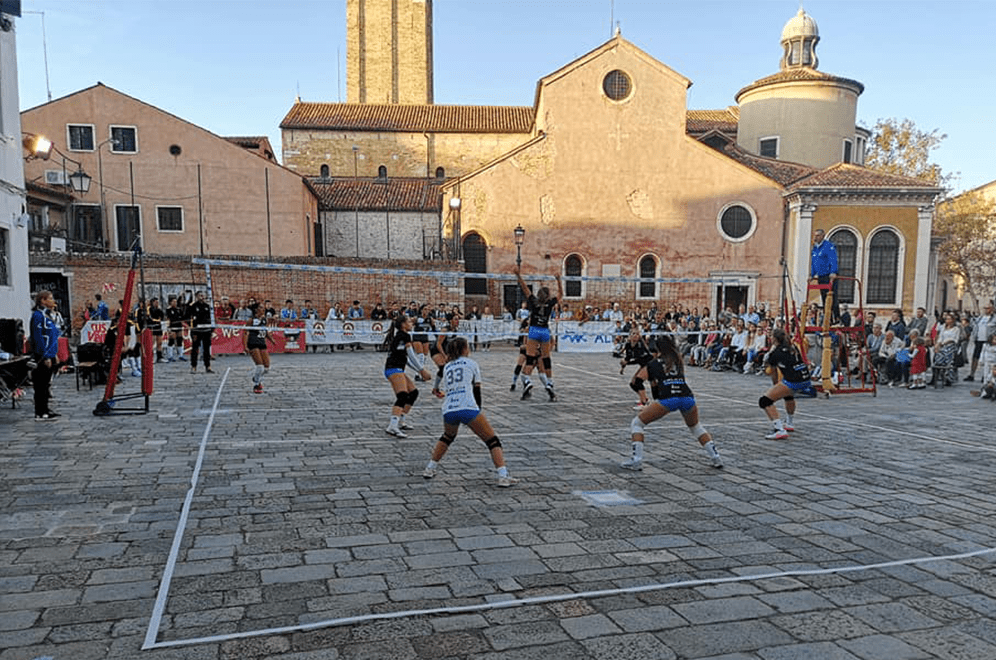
[622,335,722,470]
[515,268,563,401]
[423,337,518,487]
[620,328,654,409]
[165,296,186,362]
[148,298,166,362]
[759,328,814,439]
[243,303,273,393]
[510,317,551,391]
[430,314,460,397]
[384,314,432,437]
[411,304,432,379]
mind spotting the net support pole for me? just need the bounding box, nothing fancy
[205,263,216,328]
[96,259,137,411]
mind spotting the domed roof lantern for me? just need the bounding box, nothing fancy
[780,8,819,70]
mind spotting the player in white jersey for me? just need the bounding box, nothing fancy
[423,337,518,487]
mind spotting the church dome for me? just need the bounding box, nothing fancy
[781,8,818,41]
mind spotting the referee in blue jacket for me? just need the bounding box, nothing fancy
[810,228,840,324]
[30,290,62,420]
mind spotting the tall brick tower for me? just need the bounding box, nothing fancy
[347,0,434,105]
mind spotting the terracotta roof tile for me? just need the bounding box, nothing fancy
[716,144,817,186]
[282,103,534,133]
[224,136,269,148]
[310,177,442,212]
[736,68,864,101]
[790,163,942,190]
[686,107,740,134]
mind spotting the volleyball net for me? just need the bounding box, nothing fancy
[72,258,752,354]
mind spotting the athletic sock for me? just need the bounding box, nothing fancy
[631,441,644,460]
[773,418,785,431]
[426,459,438,470]
[389,415,400,429]
[539,373,550,387]
[496,466,509,478]
[521,376,531,388]
[785,414,794,426]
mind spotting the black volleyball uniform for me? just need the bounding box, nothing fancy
[623,340,653,368]
[527,296,558,329]
[386,330,412,371]
[646,359,694,400]
[166,306,185,332]
[246,317,268,350]
[148,306,165,336]
[767,345,812,384]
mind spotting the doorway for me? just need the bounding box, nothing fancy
[716,285,748,316]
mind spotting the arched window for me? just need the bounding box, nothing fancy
[319,164,329,178]
[564,254,583,298]
[866,230,899,305]
[638,255,658,299]
[462,233,487,295]
[435,167,445,179]
[829,228,857,304]
[377,165,387,178]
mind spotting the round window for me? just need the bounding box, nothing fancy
[717,203,757,242]
[603,70,632,101]
[169,144,182,156]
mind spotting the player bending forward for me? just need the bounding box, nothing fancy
[759,328,814,439]
[622,335,723,470]
[423,337,518,487]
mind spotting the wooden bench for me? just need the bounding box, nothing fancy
[76,361,100,391]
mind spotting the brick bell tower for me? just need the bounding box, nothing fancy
[347,0,434,105]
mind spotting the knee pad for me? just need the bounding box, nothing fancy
[394,393,408,408]
[759,395,774,409]
[688,423,707,439]
[542,357,552,371]
[525,354,539,366]
[784,396,794,402]
[408,389,419,405]
[630,416,646,435]
[629,378,645,393]
[484,436,502,450]
[437,364,444,378]
[439,433,455,446]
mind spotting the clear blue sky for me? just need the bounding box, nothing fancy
[14,0,994,193]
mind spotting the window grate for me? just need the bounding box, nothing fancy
[603,70,632,101]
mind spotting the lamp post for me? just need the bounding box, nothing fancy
[514,224,525,269]
[96,137,119,251]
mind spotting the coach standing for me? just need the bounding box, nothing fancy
[810,228,840,324]
[30,290,62,420]
[187,291,214,374]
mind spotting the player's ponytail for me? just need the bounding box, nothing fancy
[446,336,468,362]
[655,334,684,376]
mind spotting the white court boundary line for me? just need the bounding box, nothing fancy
[143,367,231,650]
[146,545,996,649]
[143,362,996,650]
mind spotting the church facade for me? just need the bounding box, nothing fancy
[281,2,941,317]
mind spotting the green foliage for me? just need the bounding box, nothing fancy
[865,118,955,190]
[936,188,996,309]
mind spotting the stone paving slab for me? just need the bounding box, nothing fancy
[1,347,995,659]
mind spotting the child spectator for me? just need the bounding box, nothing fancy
[907,336,927,389]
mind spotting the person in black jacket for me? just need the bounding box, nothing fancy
[187,291,214,373]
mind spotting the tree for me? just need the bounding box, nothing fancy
[864,117,955,190]
[936,188,996,311]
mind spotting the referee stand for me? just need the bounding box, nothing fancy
[803,276,876,397]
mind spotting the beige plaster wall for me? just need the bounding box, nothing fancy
[282,129,530,179]
[815,205,921,315]
[453,43,787,306]
[737,82,859,169]
[23,86,317,257]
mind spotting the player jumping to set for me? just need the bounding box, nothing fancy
[515,267,563,401]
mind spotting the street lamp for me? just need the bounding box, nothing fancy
[22,133,53,160]
[514,224,526,269]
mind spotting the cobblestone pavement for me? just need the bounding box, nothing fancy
[2,346,995,660]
